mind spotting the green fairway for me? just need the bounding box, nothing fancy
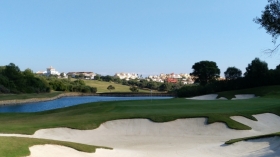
[0,85,279,156]
[0,136,111,157]
[0,96,280,134]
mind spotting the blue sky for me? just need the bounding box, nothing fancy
[1,0,279,76]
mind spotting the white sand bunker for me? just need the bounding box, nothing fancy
[28,145,95,157]
[18,113,280,157]
[232,94,256,100]
[186,94,256,100]
[186,94,218,100]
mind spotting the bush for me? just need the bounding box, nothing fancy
[129,86,139,92]
[0,85,9,93]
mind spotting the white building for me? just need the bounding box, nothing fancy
[67,72,96,79]
[148,75,164,82]
[114,73,139,80]
[145,73,194,84]
[45,66,60,76]
[36,66,60,76]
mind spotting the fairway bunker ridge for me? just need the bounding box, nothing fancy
[186,94,218,100]
[19,113,280,157]
[186,94,256,100]
[232,94,256,100]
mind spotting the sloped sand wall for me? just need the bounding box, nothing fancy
[14,113,279,157]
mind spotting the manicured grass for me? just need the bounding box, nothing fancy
[0,97,280,134]
[0,85,279,156]
[225,132,280,145]
[83,79,153,93]
[217,85,280,99]
[0,136,111,157]
[0,91,63,101]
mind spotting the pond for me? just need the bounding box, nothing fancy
[0,96,172,113]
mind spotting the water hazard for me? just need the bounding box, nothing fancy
[0,96,172,113]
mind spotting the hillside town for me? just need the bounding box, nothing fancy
[36,66,197,84]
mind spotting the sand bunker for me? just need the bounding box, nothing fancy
[232,94,256,100]
[186,94,218,100]
[0,113,274,157]
[28,145,96,157]
[187,94,256,100]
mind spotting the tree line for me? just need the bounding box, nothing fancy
[177,58,280,97]
[0,63,97,94]
[48,78,97,93]
[0,63,50,93]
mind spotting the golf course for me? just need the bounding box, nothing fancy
[0,85,279,157]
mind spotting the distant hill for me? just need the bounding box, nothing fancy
[83,80,153,93]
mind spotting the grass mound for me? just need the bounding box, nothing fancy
[217,85,280,99]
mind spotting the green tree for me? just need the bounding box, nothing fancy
[107,85,115,92]
[129,86,139,92]
[254,0,280,53]
[68,75,71,81]
[0,66,5,73]
[94,74,101,80]
[158,83,170,91]
[23,68,34,78]
[244,58,269,86]
[101,75,113,82]
[147,81,159,90]
[79,74,84,79]
[73,79,85,85]
[3,63,22,81]
[191,61,220,85]
[60,73,65,78]
[224,67,242,80]
[276,64,280,71]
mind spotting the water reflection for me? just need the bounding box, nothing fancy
[0,96,172,113]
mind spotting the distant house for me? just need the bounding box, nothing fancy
[67,72,96,79]
[36,66,60,76]
[148,75,164,82]
[36,71,44,75]
[165,73,179,83]
[166,78,178,83]
[146,72,195,84]
[46,66,60,76]
[114,72,138,80]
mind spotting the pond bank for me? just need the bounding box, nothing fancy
[0,93,98,106]
[0,92,174,106]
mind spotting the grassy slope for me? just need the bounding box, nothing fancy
[0,97,280,134]
[217,85,280,99]
[83,80,155,93]
[0,91,63,101]
[0,80,153,101]
[0,136,111,157]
